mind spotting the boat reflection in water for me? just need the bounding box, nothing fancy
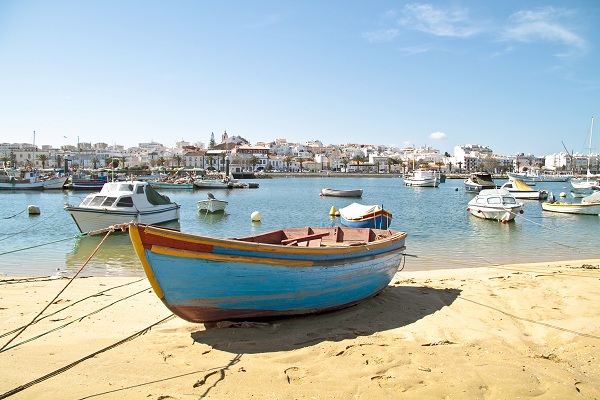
[65,221,180,276]
[197,210,228,224]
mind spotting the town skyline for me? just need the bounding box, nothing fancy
[1,2,598,157]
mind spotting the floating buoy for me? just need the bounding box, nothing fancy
[251,211,262,221]
[329,206,336,216]
[27,205,40,215]
[559,192,566,198]
[502,220,507,224]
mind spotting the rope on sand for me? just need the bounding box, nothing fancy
[0,315,175,400]
[0,224,127,352]
[0,286,150,347]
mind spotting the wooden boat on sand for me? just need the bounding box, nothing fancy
[129,224,408,322]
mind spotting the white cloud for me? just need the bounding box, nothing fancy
[429,132,447,140]
[501,7,586,55]
[399,3,481,38]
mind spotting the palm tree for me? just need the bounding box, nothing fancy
[91,157,99,169]
[296,157,306,172]
[284,155,294,171]
[173,155,183,168]
[250,156,259,171]
[341,157,349,172]
[352,155,364,171]
[120,156,127,169]
[447,162,453,173]
[157,156,166,167]
[37,154,48,169]
[55,154,64,170]
[457,161,463,173]
[206,156,215,170]
[220,153,227,171]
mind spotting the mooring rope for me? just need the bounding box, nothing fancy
[0,278,147,339]
[0,228,114,352]
[1,208,27,219]
[0,315,175,399]
[0,286,152,352]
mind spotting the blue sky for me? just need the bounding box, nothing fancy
[0,1,598,156]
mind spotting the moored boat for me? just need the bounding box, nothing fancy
[320,188,363,197]
[402,170,440,187]
[464,172,497,192]
[500,179,548,200]
[541,191,600,215]
[0,164,68,190]
[128,223,408,322]
[339,203,392,229]
[197,193,228,213]
[65,181,180,233]
[466,189,523,222]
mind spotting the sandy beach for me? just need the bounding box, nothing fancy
[1,260,599,399]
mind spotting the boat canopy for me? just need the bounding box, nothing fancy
[145,184,173,205]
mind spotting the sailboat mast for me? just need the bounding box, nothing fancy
[587,116,594,174]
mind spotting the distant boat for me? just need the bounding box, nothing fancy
[570,117,598,194]
[541,191,600,215]
[65,181,180,233]
[128,223,408,322]
[464,172,497,192]
[339,203,392,229]
[0,164,68,190]
[197,192,228,213]
[193,175,233,189]
[320,188,363,197]
[500,179,548,200]
[68,170,109,190]
[149,180,195,190]
[403,170,440,187]
[466,189,523,222]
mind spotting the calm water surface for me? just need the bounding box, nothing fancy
[0,177,597,277]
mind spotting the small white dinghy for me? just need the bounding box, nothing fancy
[197,192,228,213]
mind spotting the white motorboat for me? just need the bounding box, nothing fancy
[466,189,523,222]
[403,170,440,187]
[65,181,180,233]
[507,171,537,185]
[500,179,548,200]
[320,188,363,197]
[541,191,600,215]
[197,192,228,213]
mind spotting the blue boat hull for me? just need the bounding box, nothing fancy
[129,224,407,322]
[340,214,392,229]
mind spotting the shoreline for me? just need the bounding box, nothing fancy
[1,259,599,399]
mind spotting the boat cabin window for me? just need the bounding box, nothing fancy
[116,196,134,207]
[102,197,117,207]
[136,185,144,194]
[486,197,501,205]
[80,196,94,206]
[502,196,517,205]
[89,196,108,206]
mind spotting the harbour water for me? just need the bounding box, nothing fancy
[0,176,597,277]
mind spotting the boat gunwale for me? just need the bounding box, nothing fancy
[136,224,407,256]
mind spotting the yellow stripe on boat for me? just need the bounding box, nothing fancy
[129,225,165,299]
